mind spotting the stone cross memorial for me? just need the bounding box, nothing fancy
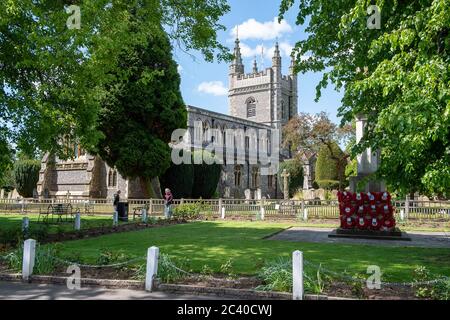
[281,169,290,200]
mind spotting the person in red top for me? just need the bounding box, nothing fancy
[164,188,174,219]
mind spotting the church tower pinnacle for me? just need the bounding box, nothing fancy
[229,36,244,75]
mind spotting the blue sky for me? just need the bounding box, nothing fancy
[172,0,344,124]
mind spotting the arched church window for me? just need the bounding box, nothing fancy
[251,166,260,189]
[234,165,242,187]
[108,169,118,187]
[246,97,256,118]
[281,101,286,119]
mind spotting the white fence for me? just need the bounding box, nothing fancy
[0,197,449,220]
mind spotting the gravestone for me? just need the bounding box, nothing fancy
[349,114,386,192]
[244,189,252,202]
[255,188,262,200]
[0,189,4,199]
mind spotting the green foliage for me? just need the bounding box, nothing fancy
[95,26,186,185]
[160,159,194,199]
[316,180,340,190]
[157,254,191,283]
[4,244,60,274]
[172,203,202,220]
[280,0,450,196]
[191,150,221,199]
[277,159,304,197]
[13,159,41,198]
[96,248,129,266]
[315,143,345,189]
[0,0,230,160]
[413,266,450,300]
[0,133,14,188]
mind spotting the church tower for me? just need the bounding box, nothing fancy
[228,39,298,128]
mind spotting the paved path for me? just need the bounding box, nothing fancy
[0,281,231,300]
[268,227,450,248]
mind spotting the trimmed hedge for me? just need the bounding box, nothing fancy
[13,159,41,198]
[316,179,340,190]
[315,142,345,183]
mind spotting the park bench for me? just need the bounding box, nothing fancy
[38,203,73,223]
[133,204,149,220]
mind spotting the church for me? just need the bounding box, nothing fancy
[36,38,302,200]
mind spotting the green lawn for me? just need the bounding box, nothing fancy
[0,214,128,234]
[51,221,450,282]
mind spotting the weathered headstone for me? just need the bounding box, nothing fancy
[244,189,252,202]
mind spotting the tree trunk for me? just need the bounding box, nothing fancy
[140,177,162,199]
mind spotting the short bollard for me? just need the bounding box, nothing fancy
[22,217,30,233]
[292,250,304,300]
[142,209,148,223]
[74,212,81,230]
[221,207,226,219]
[113,211,118,226]
[303,209,308,221]
[145,246,159,292]
[22,239,36,281]
[260,207,265,220]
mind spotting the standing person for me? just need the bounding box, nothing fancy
[113,190,121,213]
[164,188,173,219]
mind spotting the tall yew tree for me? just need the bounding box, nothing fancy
[94,24,186,197]
[280,0,450,197]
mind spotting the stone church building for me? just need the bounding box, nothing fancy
[37,38,301,200]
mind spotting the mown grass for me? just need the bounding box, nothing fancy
[49,221,450,282]
[0,214,126,234]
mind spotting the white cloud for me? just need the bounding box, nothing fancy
[240,41,294,59]
[231,17,293,41]
[177,65,183,73]
[197,81,228,96]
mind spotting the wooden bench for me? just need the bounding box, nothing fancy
[133,205,149,220]
[39,203,73,223]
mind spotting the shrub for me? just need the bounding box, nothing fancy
[413,266,450,300]
[277,159,304,197]
[173,203,202,220]
[191,150,221,199]
[160,159,194,199]
[13,159,41,198]
[315,143,346,188]
[316,179,340,190]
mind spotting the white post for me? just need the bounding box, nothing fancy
[405,195,410,219]
[74,212,81,230]
[142,208,148,223]
[113,211,118,226]
[145,246,159,292]
[22,217,30,233]
[400,209,405,221]
[221,207,226,220]
[303,209,308,221]
[22,239,36,281]
[260,207,265,221]
[292,250,304,300]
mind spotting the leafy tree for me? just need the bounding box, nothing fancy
[0,0,231,159]
[315,143,346,190]
[13,159,41,198]
[160,162,194,199]
[280,0,450,197]
[283,112,353,190]
[191,150,221,199]
[0,132,13,188]
[277,159,304,197]
[94,24,186,197]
